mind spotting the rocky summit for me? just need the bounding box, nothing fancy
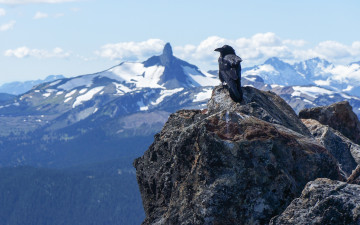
[134,85,344,225]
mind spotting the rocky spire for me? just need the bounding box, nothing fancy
[160,43,174,66]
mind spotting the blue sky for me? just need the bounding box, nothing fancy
[1,0,360,84]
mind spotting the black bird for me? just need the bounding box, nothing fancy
[214,45,243,102]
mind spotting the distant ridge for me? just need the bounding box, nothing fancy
[0,75,65,95]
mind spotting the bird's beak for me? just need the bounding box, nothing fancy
[214,47,222,52]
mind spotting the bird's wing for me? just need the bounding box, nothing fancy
[224,55,242,66]
[221,55,242,80]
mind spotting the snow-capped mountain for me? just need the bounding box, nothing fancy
[53,42,217,92]
[0,43,218,131]
[243,57,360,98]
[243,57,311,86]
[293,57,332,82]
[0,43,219,167]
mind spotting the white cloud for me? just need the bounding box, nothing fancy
[95,33,360,71]
[4,46,71,58]
[33,11,48,19]
[314,41,351,59]
[0,8,6,16]
[0,20,15,31]
[173,33,298,69]
[96,39,166,61]
[0,0,79,4]
[33,12,65,19]
[172,33,360,70]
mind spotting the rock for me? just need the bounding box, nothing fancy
[299,101,360,144]
[134,85,343,225]
[347,165,360,184]
[208,85,312,137]
[302,119,360,177]
[270,178,360,225]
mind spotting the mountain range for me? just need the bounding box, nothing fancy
[243,56,360,96]
[1,42,360,167]
[0,43,360,224]
[0,75,64,95]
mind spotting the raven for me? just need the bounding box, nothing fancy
[214,45,243,102]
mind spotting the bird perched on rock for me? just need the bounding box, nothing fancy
[214,45,243,102]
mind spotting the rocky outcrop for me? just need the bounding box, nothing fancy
[302,119,360,177]
[299,101,360,144]
[134,85,342,225]
[270,178,360,225]
[208,85,311,137]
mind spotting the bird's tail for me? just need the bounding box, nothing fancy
[228,80,242,102]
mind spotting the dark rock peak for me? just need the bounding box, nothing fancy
[299,101,360,145]
[160,43,174,67]
[162,43,173,57]
[142,42,204,89]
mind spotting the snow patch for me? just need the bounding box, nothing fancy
[193,88,213,102]
[303,99,314,104]
[292,86,333,98]
[113,82,132,95]
[137,99,149,111]
[182,66,219,87]
[72,86,104,108]
[243,65,278,76]
[110,63,165,88]
[50,80,62,86]
[65,90,77,98]
[270,84,284,88]
[64,97,72,103]
[343,85,354,92]
[79,88,88,94]
[56,91,64,95]
[244,76,257,82]
[42,93,51,98]
[314,79,331,86]
[151,88,184,105]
